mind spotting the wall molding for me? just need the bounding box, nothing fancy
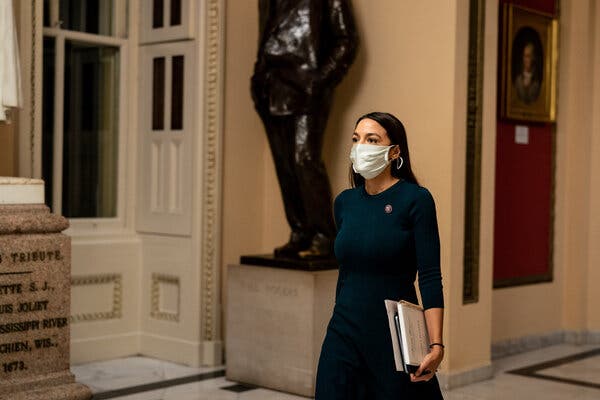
[201,0,224,345]
[150,273,180,322]
[462,0,486,304]
[71,274,123,323]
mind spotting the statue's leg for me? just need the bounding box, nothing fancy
[293,97,336,258]
[259,110,313,255]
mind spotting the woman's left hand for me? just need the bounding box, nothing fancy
[410,347,444,382]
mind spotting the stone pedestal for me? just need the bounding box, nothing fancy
[226,260,338,397]
[0,178,91,400]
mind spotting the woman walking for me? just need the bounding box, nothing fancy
[315,112,445,399]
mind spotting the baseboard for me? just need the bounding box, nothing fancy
[492,331,565,359]
[437,363,493,390]
[564,330,600,345]
[203,340,224,366]
[492,330,600,359]
[71,332,140,364]
[586,330,600,344]
[139,333,224,367]
[72,332,224,367]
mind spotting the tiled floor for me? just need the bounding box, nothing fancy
[71,344,600,399]
[539,353,600,385]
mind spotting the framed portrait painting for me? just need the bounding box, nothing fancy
[501,5,558,123]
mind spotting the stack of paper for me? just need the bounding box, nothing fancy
[384,299,431,373]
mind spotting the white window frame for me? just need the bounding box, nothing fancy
[42,0,129,234]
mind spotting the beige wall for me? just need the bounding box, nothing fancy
[221,0,266,320]
[587,1,600,332]
[492,284,563,341]
[0,119,18,176]
[556,0,593,334]
[559,0,600,336]
[448,0,498,373]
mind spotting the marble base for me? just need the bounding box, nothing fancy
[203,340,224,365]
[492,331,565,359]
[225,263,338,397]
[564,330,600,345]
[437,363,493,390]
[492,330,600,359]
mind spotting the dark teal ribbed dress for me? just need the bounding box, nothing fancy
[315,179,444,399]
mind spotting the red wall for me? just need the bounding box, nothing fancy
[501,0,555,14]
[493,0,557,285]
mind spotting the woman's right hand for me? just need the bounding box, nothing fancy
[410,346,443,383]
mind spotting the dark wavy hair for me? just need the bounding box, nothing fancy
[350,112,419,187]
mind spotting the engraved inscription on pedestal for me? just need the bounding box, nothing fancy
[0,245,70,378]
[0,177,90,399]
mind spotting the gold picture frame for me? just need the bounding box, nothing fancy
[501,4,558,122]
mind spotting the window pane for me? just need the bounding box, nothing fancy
[153,0,164,28]
[42,37,56,208]
[152,57,165,130]
[62,41,119,218]
[59,0,113,35]
[171,56,184,130]
[170,0,182,26]
[44,0,51,27]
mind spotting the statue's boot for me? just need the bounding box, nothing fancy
[274,231,312,258]
[298,233,334,259]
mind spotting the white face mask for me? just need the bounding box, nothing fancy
[349,144,394,180]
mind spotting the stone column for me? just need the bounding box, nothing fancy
[0,177,91,400]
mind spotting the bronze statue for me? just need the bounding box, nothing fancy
[251,0,359,259]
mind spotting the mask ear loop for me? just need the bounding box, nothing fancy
[396,156,404,170]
